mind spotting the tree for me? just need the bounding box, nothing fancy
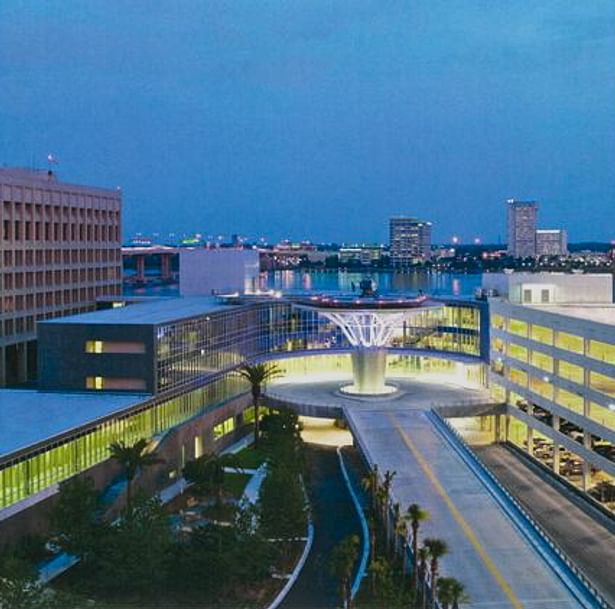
[424,537,449,609]
[406,503,429,590]
[236,363,283,447]
[394,514,409,579]
[108,438,163,514]
[259,464,307,543]
[183,452,241,505]
[328,535,359,609]
[0,554,43,609]
[93,495,173,599]
[49,476,105,561]
[417,546,429,608]
[378,470,396,557]
[361,464,379,514]
[437,577,469,609]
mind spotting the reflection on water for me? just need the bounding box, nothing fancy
[265,271,480,297]
[122,271,481,298]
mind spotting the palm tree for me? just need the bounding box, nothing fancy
[449,578,469,609]
[367,514,378,593]
[108,438,162,513]
[417,546,429,608]
[437,577,468,609]
[424,537,449,609]
[407,503,429,590]
[183,452,241,505]
[361,464,379,513]
[381,469,396,550]
[236,362,282,447]
[328,535,360,609]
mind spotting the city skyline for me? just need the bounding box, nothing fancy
[1,2,614,243]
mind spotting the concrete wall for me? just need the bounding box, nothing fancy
[482,273,613,304]
[179,249,260,296]
[38,322,156,392]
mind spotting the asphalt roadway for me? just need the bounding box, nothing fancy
[475,444,615,607]
[270,378,590,609]
[279,444,361,609]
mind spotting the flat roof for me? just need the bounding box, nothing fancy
[526,304,615,327]
[42,296,237,326]
[0,390,150,458]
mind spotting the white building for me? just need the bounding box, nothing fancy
[486,272,615,503]
[536,229,568,257]
[179,248,260,296]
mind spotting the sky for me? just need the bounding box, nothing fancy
[0,1,614,244]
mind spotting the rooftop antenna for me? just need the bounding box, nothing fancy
[46,153,59,177]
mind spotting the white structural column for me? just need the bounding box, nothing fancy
[321,311,407,348]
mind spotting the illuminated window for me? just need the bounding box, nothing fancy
[508,319,528,338]
[213,416,235,440]
[588,340,615,364]
[590,372,615,398]
[490,383,505,402]
[508,391,525,407]
[86,376,104,390]
[491,337,505,353]
[508,367,528,387]
[530,324,553,345]
[85,340,103,353]
[85,340,145,354]
[558,361,584,385]
[589,402,615,431]
[555,331,584,354]
[508,343,528,363]
[491,314,505,331]
[555,388,584,414]
[530,376,553,400]
[531,351,553,373]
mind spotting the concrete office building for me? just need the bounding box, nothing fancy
[389,217,432,266]
[338,244,383,266]
[486,272,615,499]
[536,229,568,257]
[179,248,260,296]
[0,168,122,386]
[507,199,538,258]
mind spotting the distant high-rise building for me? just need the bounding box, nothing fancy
[507,199,538,258]
[536,229,568,257]
[389,217,432,267]
[0,168,122,386]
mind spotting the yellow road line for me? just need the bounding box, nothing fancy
[389,413,524,609]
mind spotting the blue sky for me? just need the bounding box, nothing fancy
[0,1,614,243]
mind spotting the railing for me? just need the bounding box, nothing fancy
[429,410,612,609]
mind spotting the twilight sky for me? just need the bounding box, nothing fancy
[0,1,614,244]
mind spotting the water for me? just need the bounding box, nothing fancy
[122,271,482,298]
[264,270,482,298]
